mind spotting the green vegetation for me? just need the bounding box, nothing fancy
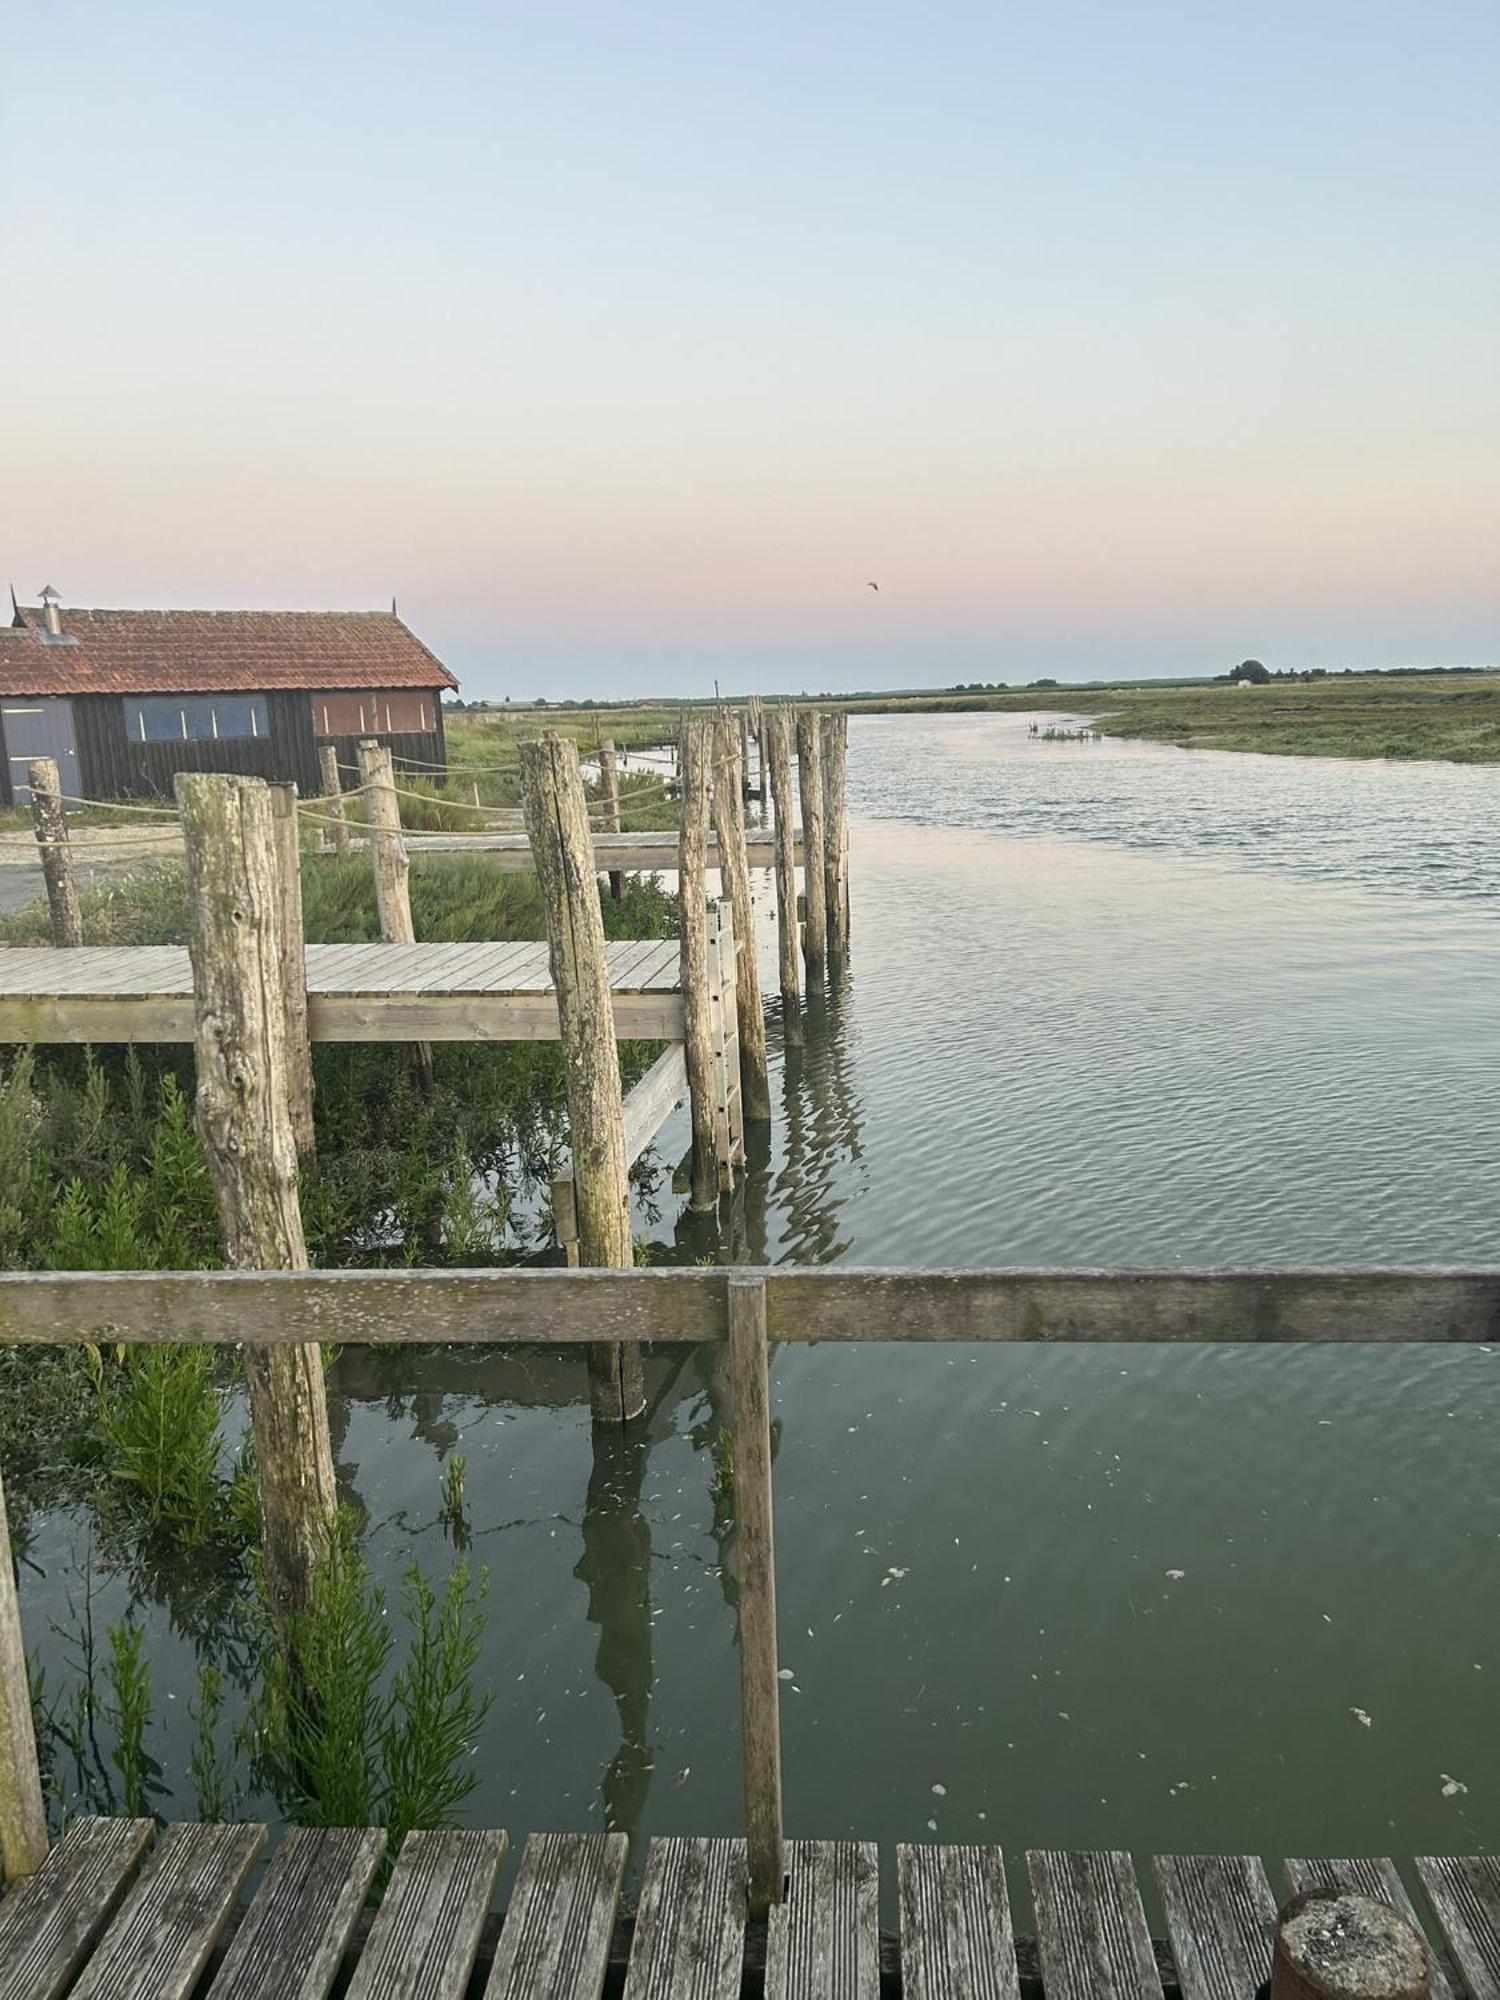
[252,1511,490,1857]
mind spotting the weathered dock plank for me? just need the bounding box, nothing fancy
[0,1818,154,2000]
[1027,1849,1162,1999]
[69,1820,266,2000]
[766,1841,880,2000]
[4,1264,1495,1351]
[897,1845,1021,2000]
[1415,1857,1500,2000]
[0,941,685,1045]
[400,829,799,873]
[483,1832,627,2000]
[623,1839,746,2000]
[1153,1854,1276,2000]
[346,1829,506,2000]
[205,1825,385,2000]
[1283,1858,1452,2000]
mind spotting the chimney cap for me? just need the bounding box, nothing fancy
[38,585,60,603]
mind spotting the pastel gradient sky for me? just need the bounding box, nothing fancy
[4,2,1496,698]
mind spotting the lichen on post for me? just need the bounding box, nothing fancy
[598,738,625,901]
[0,1463,47,1882]
[27,757,83,949]
[713,710,772,1122]
[765,706,802,1045]
[355,736,434,1095]
[796,708,828,981]
[317,743,350,857]
[175,772,338,1627]
[520,733,645,1423]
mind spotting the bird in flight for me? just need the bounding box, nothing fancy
[868,580,879,592]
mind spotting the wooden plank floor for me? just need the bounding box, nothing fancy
[4,1826,1484,1999]
[0,941,686,1044]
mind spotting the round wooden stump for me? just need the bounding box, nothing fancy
[1270,1888,1430,2000]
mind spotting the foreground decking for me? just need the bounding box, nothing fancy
[0,940,687,1044]
[1,1820,1493,2000]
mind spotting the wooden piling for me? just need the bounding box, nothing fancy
[678,716,721,1212]
[764,707,802,1044]
[713,898,746,1176]
[519,734,645,1424]
[820,711,850,958]
[27,757,83,948]
[598,739,625,901]
[1271,1888,1430,2000]
[739,709,752,800]
[356,737,434,1096]
[317,744,349,857]
[713,712,772,1122]
[0,1462,47,1884]
[175,774,338,1628]
[795,709,828,981]
[269,784,316,1163]
[728,1274,784,1914]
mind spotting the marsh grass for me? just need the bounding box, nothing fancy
[253,1510,491,1858]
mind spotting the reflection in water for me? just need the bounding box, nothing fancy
[575,1422,654,1842]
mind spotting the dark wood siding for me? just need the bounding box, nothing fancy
[64,692,446,801]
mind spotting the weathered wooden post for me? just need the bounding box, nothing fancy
[317,744,349,857]
[820,711,850,958]
[0,1464,47,1883]
[27,757,83,948]
[713,712,772,1122]
[598,739,625,901]
[764,707,803,1045]
[711,899,745,1179]
[738,709,752,801]
[678,716,721,1212]
[175,774,338,1628]
[728,1274,784,1913]
[795,709,827,981]
[355,737,434,1096]
[520,734,645,1424]
[1271,1888,1430,2000]
[269,784,316,1163]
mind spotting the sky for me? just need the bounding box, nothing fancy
[3,2,1496,700]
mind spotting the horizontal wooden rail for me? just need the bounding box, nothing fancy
[0,1266,1496,1349]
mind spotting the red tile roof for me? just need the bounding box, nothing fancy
[0,607,458,697]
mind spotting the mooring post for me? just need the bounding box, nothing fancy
[678,716,721,1212]
[727,1273,784,1913]
[713,711,772,1123]
[764,706,803,1045]
[550,1175,582,1267]
[1270,1887,1430,1999]
[175,774,338,1629]
[26,756,83,949]
[317,743,349,857]
[796,708,828,981]
[820,711,850,959]
[738,708,752,801]
[520,733,646,1424]
[356,736,435,1097]
[712,899,746,1174]
[269,784,316,1163]
[598,738,625,901]
[0,1462,47,1885]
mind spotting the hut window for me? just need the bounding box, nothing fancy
[135,696,270,743]
[312,690,438,736]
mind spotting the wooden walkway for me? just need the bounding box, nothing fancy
[0,941,687,1044]
[399,828,795,874]
[2,1821,1493,2000]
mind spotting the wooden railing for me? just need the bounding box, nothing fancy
[1,1261,1495,1903]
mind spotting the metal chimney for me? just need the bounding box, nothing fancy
[38,586,62,638]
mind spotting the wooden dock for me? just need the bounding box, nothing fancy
[1,1818,1493,1999]
[0,940,688,1044]
[399,828,797,874]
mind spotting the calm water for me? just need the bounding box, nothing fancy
[23,714,1499,1905]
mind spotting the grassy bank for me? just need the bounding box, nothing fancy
[460,670,1500,766]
